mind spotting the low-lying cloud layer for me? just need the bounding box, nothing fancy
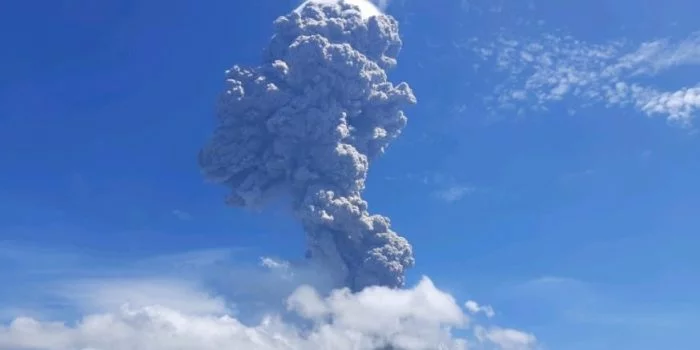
[0,248,537,350]
[1,279,462,350]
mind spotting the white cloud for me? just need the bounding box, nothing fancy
[635,85,700,123]
[434,186,476,202]
[474,326,538,350]
[259,256,291,271]
[465,300,496,318]
[0,246,538,350]
[297,0,384,19]
[472,30,700,125]
[0,276,536,350]
[616,33,700,76]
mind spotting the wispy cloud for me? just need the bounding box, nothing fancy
[171,209,193,221]
[384,171,479,203]
[434,185,476,202]
[138,248,235,270]
[259,256,291,271]
[617,33,700,75]
[465,300,496,318]
[53,278,229,316]
[474,326,538,350]
[512,276,591,296]
[0,244,238,321]
[470,31,700,125]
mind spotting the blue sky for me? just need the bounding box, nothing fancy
[1,1,699,349]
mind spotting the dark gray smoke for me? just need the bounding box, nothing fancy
[199,1,416,291]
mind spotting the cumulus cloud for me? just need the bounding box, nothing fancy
[635,85,700,121]
[0,244,537,350]
[0,278,458,350]
[471,30,700,125]
[0,274,537,350]
[199,0,416,290]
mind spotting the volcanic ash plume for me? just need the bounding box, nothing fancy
[199,1,416,291]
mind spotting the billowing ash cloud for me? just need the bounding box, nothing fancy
[199,1,416,290]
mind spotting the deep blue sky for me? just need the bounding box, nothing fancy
[1,1,699,349]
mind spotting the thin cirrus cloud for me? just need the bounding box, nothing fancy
[469,30,700,125]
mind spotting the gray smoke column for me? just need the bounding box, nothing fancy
[199,0,416,291]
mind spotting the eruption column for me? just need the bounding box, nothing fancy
[199,1,416,291]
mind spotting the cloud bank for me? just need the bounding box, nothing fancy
[0,248,538,350]
[199,1,415,290]
[0,278,466,350]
